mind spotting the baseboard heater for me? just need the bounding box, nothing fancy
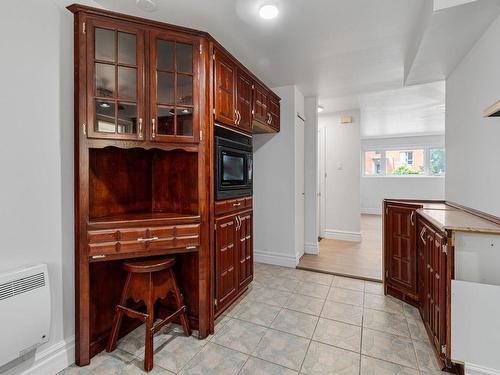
[0,264,50,367]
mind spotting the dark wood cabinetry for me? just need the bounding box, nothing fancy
[213,48,236,127]
[214,200,253,316]
[384,200,452,370]
[384,202,419,305]
[213,47,280,134]
[417,218,449,364]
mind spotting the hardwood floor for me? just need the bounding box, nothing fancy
[298,214,382,282]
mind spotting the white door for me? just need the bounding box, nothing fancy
[295,114,305,258]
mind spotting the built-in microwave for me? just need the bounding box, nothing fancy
[214,125,253,200]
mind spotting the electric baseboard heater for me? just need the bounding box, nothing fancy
[0,264,50,367]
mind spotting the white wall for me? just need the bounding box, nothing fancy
[304,97,319,254]
[319,110,361,241]
[0,1,100,374]
[361,135,446,214]
[446,13,500,217]
[254,86,305,267]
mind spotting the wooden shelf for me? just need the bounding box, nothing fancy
[88,211,200,229]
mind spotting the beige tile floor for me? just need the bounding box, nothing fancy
[60,263,447,375]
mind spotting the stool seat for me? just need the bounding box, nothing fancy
[123,257,175,273]
[106,256,191,372]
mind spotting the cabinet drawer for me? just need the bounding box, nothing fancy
[87,223,200,257]
[215,197,252,216]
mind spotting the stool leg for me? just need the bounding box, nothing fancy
[169,269,191,337]
[144,274,155,372]
[106,272,132,353]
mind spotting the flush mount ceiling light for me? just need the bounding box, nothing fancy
[317,105,324,113]
[259,4,279,19]
[136,0,157,12]
[99,102,111,109]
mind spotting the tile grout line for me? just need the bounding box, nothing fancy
[297,275,334,374]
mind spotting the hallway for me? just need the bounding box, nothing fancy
[298,215,382,281]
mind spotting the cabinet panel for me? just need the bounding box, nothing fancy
[252,82,268,126]
[149,30,200,143]
[215,215,238,312]
[237,211,253,288]
[214,48,236,127]
[86,18,145,140]
[268,96,280,131]
[386,205,417,295]
[236,69,253,133]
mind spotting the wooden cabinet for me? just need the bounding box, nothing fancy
[384,200,452,370]
[268,96,280,131]
[213,48,236,127]
[213,47,280,134]
[417,218,449,363]
[252,82,269,126]
[214,215,238,311]
[86,18,146,140]
[384,202,419,305]
[236,69,253,133]
[85,16,200,143]
[214,203,253,315]
[149,30,200,143]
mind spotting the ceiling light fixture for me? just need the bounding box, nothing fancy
[317,105,324,113]
[99,102,111,109]
[136,0,157,12]
[259,4,279,19]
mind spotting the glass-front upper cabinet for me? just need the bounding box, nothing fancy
[149,30,200,143]
[86,18,145,140]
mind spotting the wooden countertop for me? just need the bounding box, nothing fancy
[418,207,500,234]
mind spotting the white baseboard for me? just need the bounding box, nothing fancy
[254,249,299,268]
[304,242,319,255]
[3,336,75,375]
[361,207,381,215]
[465,363,500,375]
[323,229,362,242]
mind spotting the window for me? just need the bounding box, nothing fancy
[363,147,445,176]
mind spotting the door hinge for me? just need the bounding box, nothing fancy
[199,130,203,141]
[212,52,215,60]
[251,109,255,115]
[214,299,218,307]
[199,44,202,55]
[441,344,447,354]
[385,207,389,215]
[252,84,255,90]
[442,244,448,255]
[82,22,86,34]
[213,108,216,115]
[385,270,388,278]
[82,123,87,136]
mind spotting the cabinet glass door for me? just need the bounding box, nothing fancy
[150,31,200,143]
[86,19,145,140]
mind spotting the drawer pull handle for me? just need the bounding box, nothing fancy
[92,254,106,259]
[233,203,242,207]
[137,236,159,242]
[186,246,197,250]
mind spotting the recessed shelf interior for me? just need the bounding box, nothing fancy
[89,147,198,221]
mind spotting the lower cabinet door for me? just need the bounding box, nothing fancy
[385,204,418,296]
[237,211,253,288]
[215,215,238,313]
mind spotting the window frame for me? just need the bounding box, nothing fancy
[362,145,445,177]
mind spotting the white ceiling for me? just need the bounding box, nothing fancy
[359,81,445,138]
[95,0,500,136]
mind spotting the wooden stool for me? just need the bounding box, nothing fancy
[105,257,191,372]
